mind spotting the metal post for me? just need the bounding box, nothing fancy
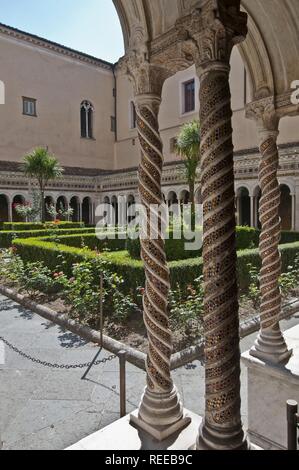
[287,400,298,450]
[100,274,104,347]
[81,274,104,381]
[119,350,127,418]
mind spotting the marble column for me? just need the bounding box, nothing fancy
[250,196,255,228]
[236,197,241,226]
[190,1,249,450]
[8,199,12,222]
[123,55,189,441]
[291,194,296,231]
[246,98,292,364]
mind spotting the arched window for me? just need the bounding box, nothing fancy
[81,101,94,139]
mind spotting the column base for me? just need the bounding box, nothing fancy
[130,411,191,442]
[196,421,250,451]
[250,326,293,365]
[130,386,191,442]
[67,409,200,450]
[242,324,299,449]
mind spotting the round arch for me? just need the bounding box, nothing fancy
[12,195,26,222]
[236,187,251,227]
[70,196,81,222]
[82,197,92,226]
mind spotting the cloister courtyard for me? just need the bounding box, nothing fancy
[0,0,299,454]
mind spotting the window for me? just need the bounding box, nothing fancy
[130,101,137,129]
[183,79,195,114]
[81,100,94,139]
[23,97,36,116]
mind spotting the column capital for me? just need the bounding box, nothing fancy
[246,97,280,142]
[175,0,247,77]
[119,50,171,99]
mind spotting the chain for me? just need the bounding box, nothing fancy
[0,336,116,369]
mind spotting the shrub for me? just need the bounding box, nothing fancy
[127,226,263,261]
[43,232,128,252]
[2,222,84,231]
[13,235,299,297]
[0,227,95,248]
[56,258,137,327]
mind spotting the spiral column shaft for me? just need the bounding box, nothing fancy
[129,94,188,440]
[197,69,248,450]
[250,131,292,364]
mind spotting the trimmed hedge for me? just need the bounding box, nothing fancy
[1,222,85,231]
[127,226,260,261]
[0,228,95,249]
[12,236,299,297]
[127,227,299,261]
[42,232,128,252]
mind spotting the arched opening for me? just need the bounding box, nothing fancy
[111,196,118,226]
[56,196,68,220]
[103,196,111,225]
[237,187,251,227]
[180,190,190,206]
[127,195,136,224]
[82,197,92,225]
[0,194,9,222]
[12,195,25,222]
[45,196,55,221]
[167,191,179,207]
[253,187,262,230]
[70,197,80,222]
[279,185,292,231]
[167,191,179,226]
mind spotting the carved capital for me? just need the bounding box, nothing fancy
[175,0,247,76]
[119,50,171,98]
[246,97,280,141]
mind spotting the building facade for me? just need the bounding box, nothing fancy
[0,21,298,229]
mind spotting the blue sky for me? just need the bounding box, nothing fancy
[0,0,124,62]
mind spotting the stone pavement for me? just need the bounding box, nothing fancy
[0,293,298,450]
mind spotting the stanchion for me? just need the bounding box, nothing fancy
[119,350,127,418]
[81,274,104,381]
[287,400,298,450]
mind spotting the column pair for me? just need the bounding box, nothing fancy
[124,0,250,450]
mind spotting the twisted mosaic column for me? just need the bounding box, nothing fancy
[197,69,248,450]
[250,131,292,364]
[130,95,188,440]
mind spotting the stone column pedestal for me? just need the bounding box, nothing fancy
[242,324,299,449]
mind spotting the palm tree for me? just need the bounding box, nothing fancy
[175,120,201,230]
[23,147,63,223]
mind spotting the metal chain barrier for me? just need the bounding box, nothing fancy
[0,335,116,369]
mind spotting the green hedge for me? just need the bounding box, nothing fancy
[12,236,299,297]
[0,227,95,249]
[127,227,299,261]
[127,226,261,261]
[2,222,84,231]
[42,232,128,252]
